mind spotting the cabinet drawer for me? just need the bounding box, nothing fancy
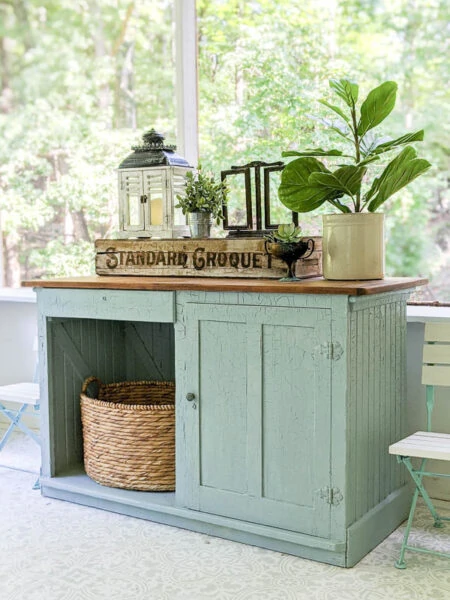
[38,288,175,323]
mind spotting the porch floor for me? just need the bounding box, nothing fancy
[1,433,450,600]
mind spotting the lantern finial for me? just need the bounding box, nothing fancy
[141,129,167,147]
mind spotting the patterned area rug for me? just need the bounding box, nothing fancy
[1,434,450,600]
[0,431,40,473]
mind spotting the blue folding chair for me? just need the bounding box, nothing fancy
[0,381,40,489]
[389,322,450,568]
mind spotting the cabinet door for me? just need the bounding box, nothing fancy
[178,303,332,538]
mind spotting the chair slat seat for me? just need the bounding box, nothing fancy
[0,383,40,406]
[390,431,450,461]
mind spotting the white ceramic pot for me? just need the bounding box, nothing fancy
[322,213,385,280]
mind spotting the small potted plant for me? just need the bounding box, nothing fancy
[278,79,431,280]
[176,166,228,238]
[264,223,315,281]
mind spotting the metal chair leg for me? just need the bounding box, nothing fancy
[396,456,450,568]
[403,457,443,527]
[396,486,420,569]
[0,403,40,447]
[0,404,29,450]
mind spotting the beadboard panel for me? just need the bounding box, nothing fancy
[347,295,408,525]
[124,322,175,382]
[46,318,174,476]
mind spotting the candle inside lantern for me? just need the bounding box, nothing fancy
[150,197,163,226]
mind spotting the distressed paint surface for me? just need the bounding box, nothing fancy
[39,288,175,322]
[347,293,409,525]
[179,302,332,538]
[35,284,415,566]
[199,318,249,494]
[262,322,314,505]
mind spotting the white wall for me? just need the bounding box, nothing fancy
[0,289,38,430]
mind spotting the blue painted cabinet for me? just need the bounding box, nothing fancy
[177,302,332,538]
[31,278,422,566]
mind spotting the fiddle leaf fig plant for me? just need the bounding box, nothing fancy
[279,79,432,214]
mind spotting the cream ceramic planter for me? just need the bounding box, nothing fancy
[322,213,385,280]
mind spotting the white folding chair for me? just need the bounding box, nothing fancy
[0,381,40,489]
[389,322,450,568]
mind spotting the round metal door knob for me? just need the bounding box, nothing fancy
[186,393,196,402]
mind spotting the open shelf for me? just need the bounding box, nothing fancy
[45,316,176,483]
[42,467,176,510]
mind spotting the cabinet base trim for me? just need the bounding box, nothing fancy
[41,473,346,566]
[346,485,411,567]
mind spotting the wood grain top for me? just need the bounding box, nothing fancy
[22,275,427,296]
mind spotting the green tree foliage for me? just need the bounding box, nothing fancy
[197,0,450,299]
[0,0,175,285]
[1,0,449,299]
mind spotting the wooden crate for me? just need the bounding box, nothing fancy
[95,237,322,279]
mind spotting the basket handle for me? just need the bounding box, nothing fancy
[81,376,102,396]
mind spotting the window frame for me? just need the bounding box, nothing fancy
[175,0,199,168]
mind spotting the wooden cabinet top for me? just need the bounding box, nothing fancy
[23,275,427,296]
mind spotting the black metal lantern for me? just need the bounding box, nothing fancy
[117,129,193,238]
[220,160,298,237]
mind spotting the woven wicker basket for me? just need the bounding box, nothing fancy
[80,376,175,491]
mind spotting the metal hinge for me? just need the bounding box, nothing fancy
[313,341,343,361]
[319,486,343,506]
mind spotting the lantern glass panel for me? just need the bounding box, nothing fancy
[144,171,164,226]
[173,171,188,227]
[128,199,142,227]
[125,174,144,229]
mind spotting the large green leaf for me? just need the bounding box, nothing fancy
[329,79,359,108]
[363,175,381,206]
[282,148,344,158]
[328,198,352,213]
[318,99,351,123]
[357,81,397,137]
[367,146,432,212]
[360,132,392,156]
[309,165,367,198]
[356,155,380,167]
[278,157,338,212]
[373,130,425,155]
[310,115,351,138]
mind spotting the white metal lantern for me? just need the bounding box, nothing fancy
[117,129,192,238]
